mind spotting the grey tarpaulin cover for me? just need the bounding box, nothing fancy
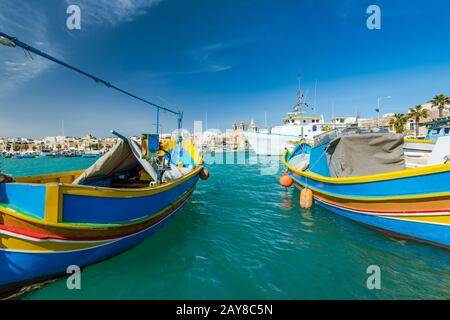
[325,133,405,178]
[73,138,158,185]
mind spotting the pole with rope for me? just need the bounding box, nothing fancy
[0,31,183,139]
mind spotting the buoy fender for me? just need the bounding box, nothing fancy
[300,188,313,209]
[280,173,294,188]
[200,168,210,180]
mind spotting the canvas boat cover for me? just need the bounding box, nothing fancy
[73,138,158,185]
[325,133,405,178]
[314,127,390,147]
[73,138,192,185]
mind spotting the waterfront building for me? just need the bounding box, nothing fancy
[80,133,100,151]
[229,121,248,151]
[330,116,357,128]
[248,119,258,133]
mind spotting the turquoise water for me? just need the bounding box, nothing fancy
[1,154,449,299]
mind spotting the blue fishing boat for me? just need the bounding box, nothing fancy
[282,129,450,248]
[0,135,208,296]
[0,32,210,296]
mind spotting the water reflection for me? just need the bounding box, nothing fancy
[279,190,295,210]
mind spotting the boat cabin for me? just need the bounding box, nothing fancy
[282,115,324,126]
[426,126,450,142]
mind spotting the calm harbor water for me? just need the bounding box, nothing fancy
[1,154,449,299]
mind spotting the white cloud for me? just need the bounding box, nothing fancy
[66,0,163,27]
[0,1,55,96]
[0,1,162,96]
[186,41,242,74]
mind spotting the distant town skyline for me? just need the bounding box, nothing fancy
[1,0,450,138]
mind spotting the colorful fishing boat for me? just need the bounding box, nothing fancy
[282,129,450,248]
[0,31,211,296]
[0,136,207,296]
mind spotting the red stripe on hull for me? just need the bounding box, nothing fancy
[0,225,67,240]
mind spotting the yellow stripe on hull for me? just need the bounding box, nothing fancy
[0,232,113,253]
[387,215,450,225]
[404,138,435,145]
[13,170,85,184]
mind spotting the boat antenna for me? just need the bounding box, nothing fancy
[313,79,318,114]
[0,32,183,141]
[297,75,302,105]
[293,75,301,115]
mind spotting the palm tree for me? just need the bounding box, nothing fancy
[429,94,450,118]
[407,105,429,137]
[389,113,408,134]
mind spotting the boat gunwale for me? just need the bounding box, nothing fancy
[404,138,436,145]
[13,170,85,184]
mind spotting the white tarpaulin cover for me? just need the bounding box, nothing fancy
[73,139,158,185]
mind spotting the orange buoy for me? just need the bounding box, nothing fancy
[300,188,313,209]
[200,168,210,180]
[279,173,293,188]
[178,162,184,168]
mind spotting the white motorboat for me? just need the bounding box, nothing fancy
[244,79,325,156]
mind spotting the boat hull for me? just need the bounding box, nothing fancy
[314,196,450,248]
[290,178,450,248]
[0,181,197,294]
[0,191,192,294]
[283,147,450,248]
[0,159,202,293]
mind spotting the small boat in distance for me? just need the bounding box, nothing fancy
[283,129,450,248]
[244,78,325,156]
[82,150,101,158]
[15,153,37,159]
[82,153,98,158]
[403,125,450,155]
[427,125,450,142]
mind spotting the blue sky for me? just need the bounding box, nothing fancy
[1,0,450,137]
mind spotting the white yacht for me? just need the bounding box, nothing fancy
[244,81,325,156]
